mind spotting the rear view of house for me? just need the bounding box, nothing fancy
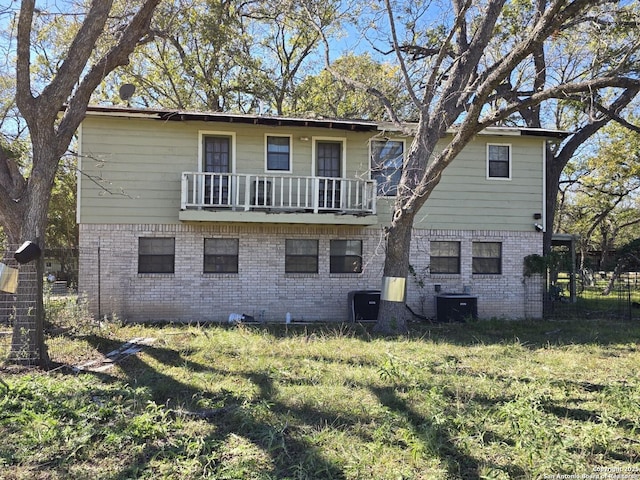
[77,106,562,323]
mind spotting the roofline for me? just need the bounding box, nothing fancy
[81,105,380,132]
[376,121,570,139]
[475,126,569,139]
[81,105,571,138]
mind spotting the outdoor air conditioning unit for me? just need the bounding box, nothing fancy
[435,294,478,322]
[348,290,380,322]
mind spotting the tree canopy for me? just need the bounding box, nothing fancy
[1,0,163,364]
[557,120,640,273]
[330,0,640,332]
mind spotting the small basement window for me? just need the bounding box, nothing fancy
[472,241,502,274]
[138,237,175,274]
[285,239,318,273]
[204,238,239,273]
[330,240,362,273]
[430,241,460,274]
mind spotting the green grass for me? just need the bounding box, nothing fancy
[1,316,640,479]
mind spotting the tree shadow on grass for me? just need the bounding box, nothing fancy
[67,334,350,479]
[539,399,640,464]
[369,384,482,479]
[39,323,640,478]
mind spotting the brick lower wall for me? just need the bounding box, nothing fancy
[78,223,543,323]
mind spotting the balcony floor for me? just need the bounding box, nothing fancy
[179,208,378,225]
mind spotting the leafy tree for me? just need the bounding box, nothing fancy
[0,0,162,365]
[45,157,79,285]
[246,0,345,115]
[294,53,413,120]
[105,0,259,111]
[310,0,640,333]
[602,237,640,295]
[103,0,342,114]
[524,3,640,260]
[557,120,640,277]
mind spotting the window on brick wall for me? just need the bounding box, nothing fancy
[430,241,460,274]
[138,237,175,274]
[472,241,502,274]
[204,238,239,273]
[330,240,362,273]
[285,239,318,273]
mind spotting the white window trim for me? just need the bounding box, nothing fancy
[76,123,83,224]
[486,143,512,181]
[311,136,347,178]
[198,130,237,173]
[540,139,547,232]
[369,137,406,197]
[264,133,293,173]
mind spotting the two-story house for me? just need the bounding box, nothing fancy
[76,106,563,323]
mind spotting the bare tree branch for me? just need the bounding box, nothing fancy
[479,77,640,130]
[592,100,640,133]
[57,0,162,147]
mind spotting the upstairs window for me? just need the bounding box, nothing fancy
[487,144,511,179]
[330,240,363,273]
[430,241,461,274]
[138,237,175,274]
[472,241,502,274]
[285,239,318,273]
[204,238,239,273]
[371,139,404,196]
[266,135,291,172]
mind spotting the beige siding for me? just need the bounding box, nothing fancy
[374,136,545,231]
[79,116,376,224]
[79,115,545,231]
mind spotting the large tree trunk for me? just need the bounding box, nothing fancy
[544,147,564,257]
[602,259,626,296]
[7,141,58,366]
[373,216,413,334]
[1,0,162,366]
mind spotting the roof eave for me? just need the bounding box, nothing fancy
[82,105,379,132]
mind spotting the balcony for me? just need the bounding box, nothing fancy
[179,172,378,225]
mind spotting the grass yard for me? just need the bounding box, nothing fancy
[1,315,639,479]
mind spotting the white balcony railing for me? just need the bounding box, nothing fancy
[181,172,376,215]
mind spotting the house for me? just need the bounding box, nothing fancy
[76,106,564,323]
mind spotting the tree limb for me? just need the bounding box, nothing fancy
[302,1,403,125]
[38,2,113,117]
[57,0,162,148]
[479,77,640,130]
[592,101,640,134]
[16,1,114,126]
[15,0,36,116]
